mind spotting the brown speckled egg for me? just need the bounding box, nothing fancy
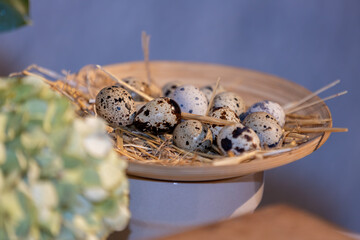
[200,84,226,102]
[243,100,285,127]
[217,124,260,155]
[162,81,182,98]
[118,77,151,101]
[243,112,283,148]
[172,85,208,115]
[134,97,181,134]
[75,65,114,95]
[212,92,246,116]
[209,107,240,140]
[95,86,136,127]
[173,120,212,152]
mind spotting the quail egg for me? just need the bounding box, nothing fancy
[209,107,241,140]
[75,65,114,95]
[243,112,283,148]
[134,97,181,134]
[217,123,260,155]
[200,84,226,102]
[162,81,182,98]
[172,85,208,115]
[118,77,151,101]
[95,86,136,127]
[173,120,213,152]
[241,100,285,127]
[212,92,246,116]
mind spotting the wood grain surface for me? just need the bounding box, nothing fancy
[158,205,354,240]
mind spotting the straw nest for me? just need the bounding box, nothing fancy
[16,62,347,181]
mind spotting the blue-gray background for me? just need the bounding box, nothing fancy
[1,0,359,233]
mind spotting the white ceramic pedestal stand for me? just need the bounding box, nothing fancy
[127,172,264,240]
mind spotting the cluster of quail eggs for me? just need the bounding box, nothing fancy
[95,78,286,157]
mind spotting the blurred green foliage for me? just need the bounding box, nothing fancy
[0,0,30,32]
[0,76,129,239]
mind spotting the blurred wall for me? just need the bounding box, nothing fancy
[0,0,359,233]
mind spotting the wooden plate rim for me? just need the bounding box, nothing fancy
[104,61,332,182]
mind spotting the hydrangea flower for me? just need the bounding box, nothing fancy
[0,76,129,240]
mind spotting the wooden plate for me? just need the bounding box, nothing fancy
[104,61,332,182]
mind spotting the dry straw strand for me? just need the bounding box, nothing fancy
[142,31,152,84]
[283,79,340,111]
[284,127,348,133]
[96,65,154,101]
[286,91,347,114]
[205,77,221,116]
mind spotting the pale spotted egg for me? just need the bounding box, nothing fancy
[134,97,181,134]
[95,86,136,127]
[243,112,283,148]
[173,120,213,152]
[212,92,246,116]
[217,123,260,155]
[172,85,208,115]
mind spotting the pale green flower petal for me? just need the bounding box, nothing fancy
[83,187,109,203]
[0,114,7,142]
[27,161,40,184]
[74,195,92,215]
[0,170,3,192]
[0,143,5,165]
[83,134,112,158]
[87,234,100,240]
[84,117,107,133]
[98,162,124,190]
[22,76,45,88]
[38,210,61,236]
[0,192,24,224]
[104,205,130,232]
[30,182,58,208]
[72,215,90,238]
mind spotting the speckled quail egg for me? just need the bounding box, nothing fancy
[162,81,182,98]
[217,123,260,155]
[95,86,136,127]
[243,112,283,148]
[200,84,226,102]
[241,100,285,127]
[75,65,114,95]
[134,97,181,134]
[118,77,152,101]
[172,85,208,115]
[173,120,213,152]
[212,92,246,116]
[209,107,241,140]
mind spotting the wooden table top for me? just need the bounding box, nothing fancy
[158,204,355,240]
